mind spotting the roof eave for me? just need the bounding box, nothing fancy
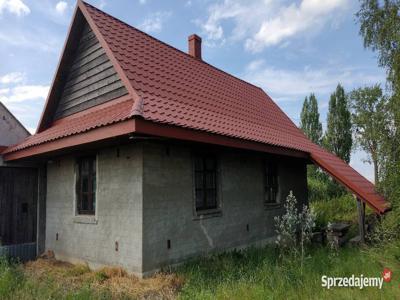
[4,118,310,161]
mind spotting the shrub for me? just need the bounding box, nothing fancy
[311,194,357,229]
[308,175,347,202]
[274,191,316,266]
[368,207,400,244]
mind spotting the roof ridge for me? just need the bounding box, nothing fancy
[82,1,264,92]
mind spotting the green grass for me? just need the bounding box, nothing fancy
[176,183,400,300]
[177,241,400,300]
[2,240,399,299]
[1,178,398,299]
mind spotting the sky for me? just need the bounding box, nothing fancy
[0,0,387,182]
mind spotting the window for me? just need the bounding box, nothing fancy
[76,156,96,215]
[194,155,218,212]
[264,161,279,204]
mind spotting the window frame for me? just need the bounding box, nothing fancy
[192,153,221,218]
[75,155,97,216]
[264,160,280,207]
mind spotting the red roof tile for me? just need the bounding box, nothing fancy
[5,97,134,153]
[3,0,390,213]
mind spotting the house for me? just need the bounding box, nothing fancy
[0,102,39,260]
[1,1,390,277]
[0,102,31,161]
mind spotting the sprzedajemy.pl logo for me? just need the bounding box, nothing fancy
[321,268,392,290]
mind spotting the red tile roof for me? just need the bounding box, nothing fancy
[5,96,134,153]
[3,0,390,213]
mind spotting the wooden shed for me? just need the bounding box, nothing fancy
[0,102,42,260]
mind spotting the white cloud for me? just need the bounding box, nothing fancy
[0,85,49,104]
[0,30,61,52]
[98,0,106,9]
[0,88,10,95]
[139,0,147,4]
[138,11,171,33]
[0,72,25,84]
[199,0,349,52]
[243,60,385,102]
[0,0,30,16]
[55,1,68,14]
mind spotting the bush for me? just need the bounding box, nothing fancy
[311,194,357,229]
[274,191,316,267]
[368,207,400,244]
[308,175,347,202]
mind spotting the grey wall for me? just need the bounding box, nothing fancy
[141,142,308,275]
[0,102,30,147]
[44,140,307,277]
[53,21,128,120]
[45,144,143,275]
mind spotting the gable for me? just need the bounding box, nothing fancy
[0,102,30,147]
[52,20,128,120]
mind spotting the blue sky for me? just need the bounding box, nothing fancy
[0,0,387,181]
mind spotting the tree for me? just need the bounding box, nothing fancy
[300,93,323,145]
[357,0,400,200]
[357,1,400,93]
[349,85,388,183]
[324,84,353,163]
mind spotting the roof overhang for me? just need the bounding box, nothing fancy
[3,118,309,161]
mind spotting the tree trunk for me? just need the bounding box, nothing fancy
[373,158,378,184]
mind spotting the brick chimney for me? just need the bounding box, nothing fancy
[188,34,202,60]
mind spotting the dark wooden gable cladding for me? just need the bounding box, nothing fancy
[53,21,128,120]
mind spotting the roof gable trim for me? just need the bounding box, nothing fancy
[36,0,141,133]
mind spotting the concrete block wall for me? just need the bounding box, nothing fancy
[45,143,143,275]
[142,141,308,274]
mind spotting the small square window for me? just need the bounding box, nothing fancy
[76,156,96,215]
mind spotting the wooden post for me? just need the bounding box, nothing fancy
[355,196,366,243]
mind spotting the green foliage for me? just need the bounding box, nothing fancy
[349,85,388,183]
[177,240,400,300]
[94,270,109,283]
[357,0,400,206]
[357,0,400,91]
[274,191,300,252]
[368,208,400,244]
[308,172,347,203]
[300,93,323,145]
[324,84,353,163]
[310,194,357,229]
[274,191,316,270]
[0,257,24,299]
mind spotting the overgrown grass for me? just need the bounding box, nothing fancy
[176,177,400,299]
[1,175,398,299]
[0,257,182,299]
[2,240,399,300]
[177,241,400,299]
